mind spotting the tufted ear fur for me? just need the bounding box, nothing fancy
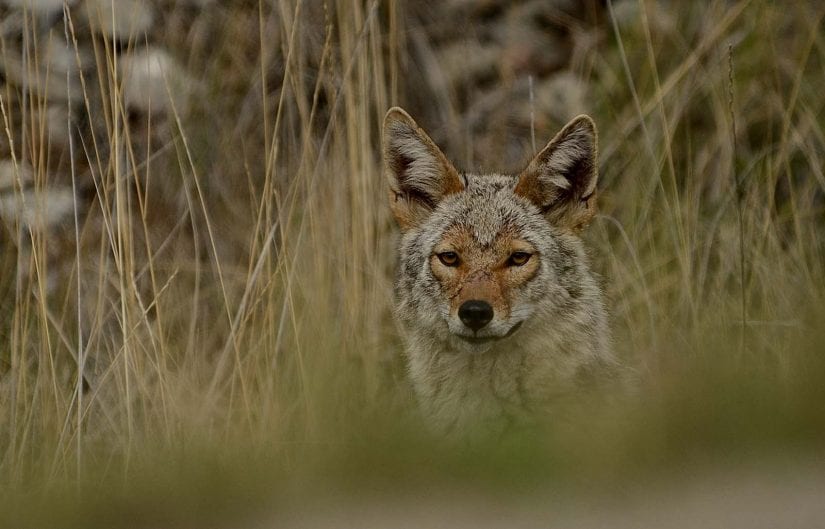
[382,107,464,231]
[514,115,599,232]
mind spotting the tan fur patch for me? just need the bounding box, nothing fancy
[430,225,539,320]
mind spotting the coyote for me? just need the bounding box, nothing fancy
[382,107,617,434]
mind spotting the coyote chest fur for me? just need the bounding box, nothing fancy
[382,107,614,434]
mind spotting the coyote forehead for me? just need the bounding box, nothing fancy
[431,173,535,245]
[382,106,614,434]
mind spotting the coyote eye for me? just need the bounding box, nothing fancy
[508,252,532,266]
[437,251,460,267]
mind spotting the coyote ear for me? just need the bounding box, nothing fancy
[515,115,599,231]
[382,107,463,230]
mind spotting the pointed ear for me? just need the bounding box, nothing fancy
[382,107,463,230]
[514,115,599,231]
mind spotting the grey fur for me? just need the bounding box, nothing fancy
[383,107,615,436]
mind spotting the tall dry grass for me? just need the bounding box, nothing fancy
[0,0,824,524]
[0,0,404,485]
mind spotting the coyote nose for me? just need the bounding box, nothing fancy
[459,300,494,331]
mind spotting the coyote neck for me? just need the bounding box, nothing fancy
[402,313,608,434]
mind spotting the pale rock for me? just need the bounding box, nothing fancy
[0,159,33,191]
[119,47,192,116]
[0,31,88,102]
[0,160,75,229]
[45,103,73,147]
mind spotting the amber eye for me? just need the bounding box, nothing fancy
[437,251,460,267]
[508,251,532,266]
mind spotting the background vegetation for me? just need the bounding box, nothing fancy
[0,0,823,526]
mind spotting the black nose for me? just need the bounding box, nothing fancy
[458,300,494,331]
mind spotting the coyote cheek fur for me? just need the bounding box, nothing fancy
[382,106,616,434]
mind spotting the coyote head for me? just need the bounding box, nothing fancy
[383,107,600,354]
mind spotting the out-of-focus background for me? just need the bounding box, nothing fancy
[1,0,824,527]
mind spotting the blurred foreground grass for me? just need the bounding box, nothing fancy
[1,0,824,527]
[5,323,825,528]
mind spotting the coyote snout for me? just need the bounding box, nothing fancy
[382,106,617,434]
[458,300,493,331]
[430,222,541,346]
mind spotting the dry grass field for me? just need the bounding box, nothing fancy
[0,0,824,527]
